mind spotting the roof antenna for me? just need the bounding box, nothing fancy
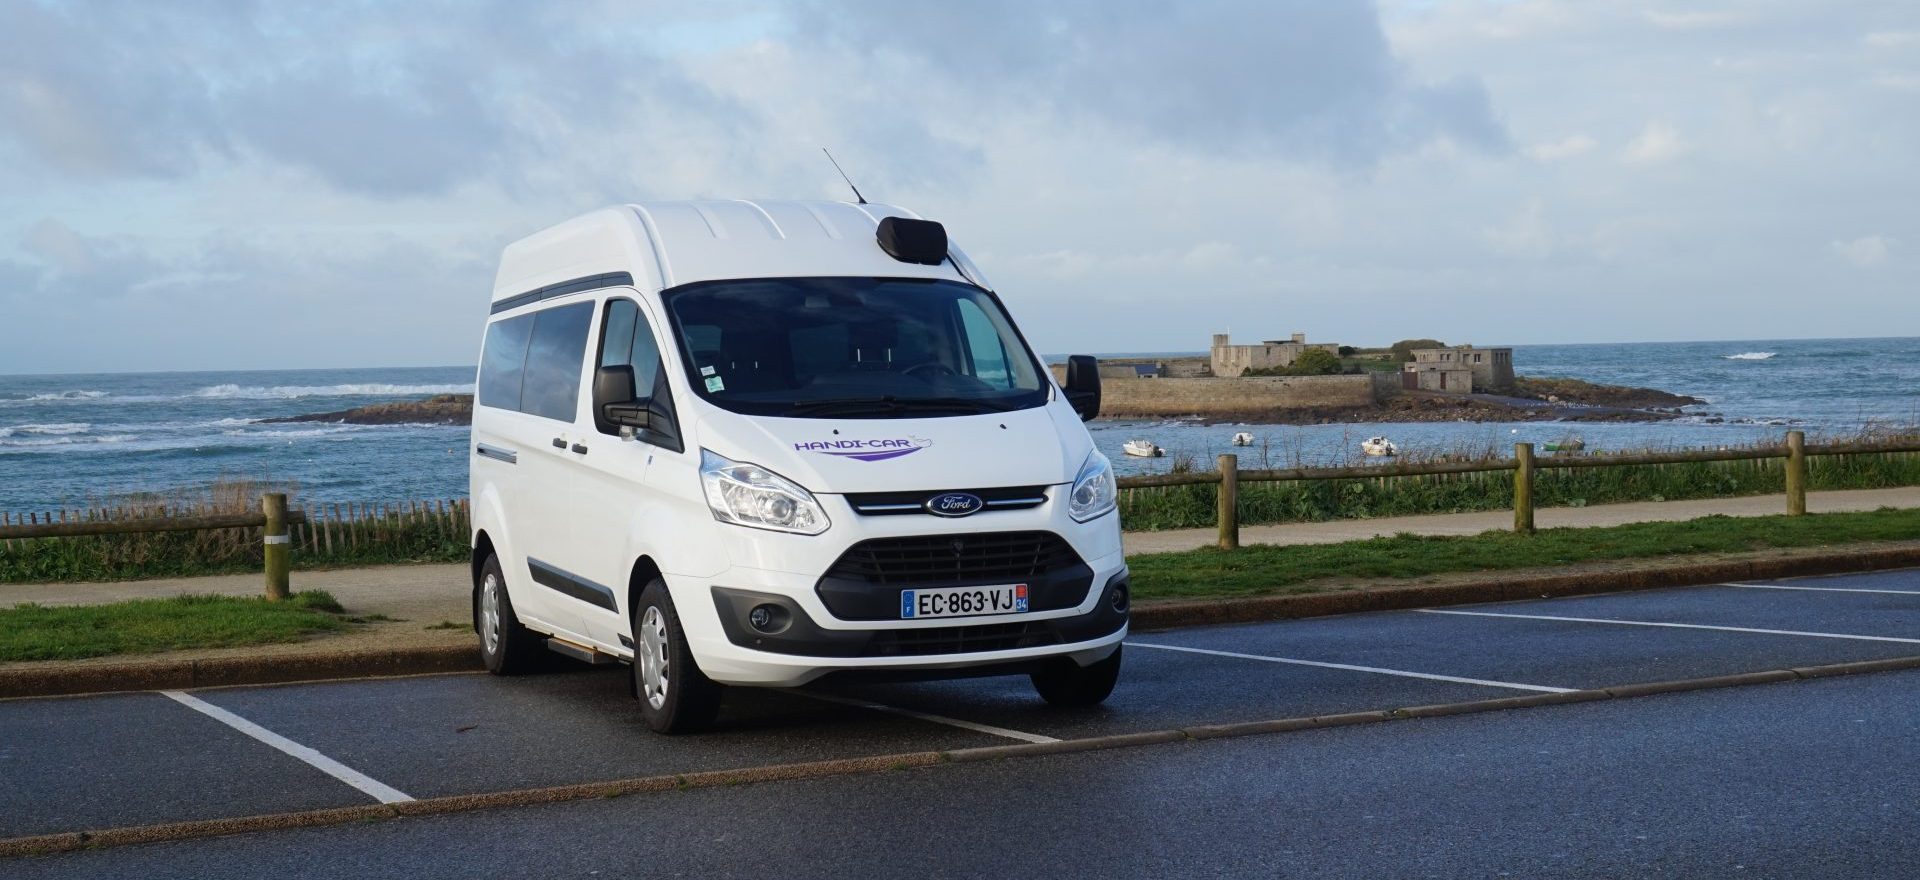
[821,148,867,204]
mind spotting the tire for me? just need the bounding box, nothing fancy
[1031,644,1123,707]
[475,553,542,675]
[631,578,724,734]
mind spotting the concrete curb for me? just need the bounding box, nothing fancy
[0,646,480,701]
[3,545,1916,700]
[1128,547,1920,630]
[5,653,1916,859]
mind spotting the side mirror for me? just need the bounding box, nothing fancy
[593,365,681,449]
[1064,355,1101,422]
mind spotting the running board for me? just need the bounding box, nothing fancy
[545,638,616,666]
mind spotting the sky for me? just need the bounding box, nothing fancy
[1,0,1916,374]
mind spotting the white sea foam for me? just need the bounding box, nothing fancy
[1723,352,1776,360]
[188,383,473,400]
[15,423,91,435]
[24,390,109,401]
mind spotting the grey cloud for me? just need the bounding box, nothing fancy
[793,0,1509,166]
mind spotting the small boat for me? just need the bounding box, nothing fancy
[1122,439,1165,458]
[1230,432,1255,447]
[1361,436,1397,457]
[1544,437,1586,453]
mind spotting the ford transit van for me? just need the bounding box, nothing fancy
[469,200,1126,733]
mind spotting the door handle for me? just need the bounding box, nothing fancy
[571,443,588,455]
[551,438,567,449]
[475,443,518,464]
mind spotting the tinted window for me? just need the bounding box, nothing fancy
[519,301,594,421]
[660,278,1047,418]
[478,315,534,410]
[598,299,663,398]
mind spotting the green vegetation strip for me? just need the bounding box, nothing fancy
[0,592,349,662]
[1128,507,1920,601]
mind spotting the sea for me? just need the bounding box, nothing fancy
[2,337,1916,511]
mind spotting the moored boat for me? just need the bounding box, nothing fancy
[1361,436,1397,457]
[1123,439,1166,458]
[1230,432,1254,447]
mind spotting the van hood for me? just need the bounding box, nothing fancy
[689,402,1091,494]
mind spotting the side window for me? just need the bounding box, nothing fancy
[596,299,670,436]
[598,300,664,397]
[956,299,1013,388]
[519,301,595,421]
[478,315,535,411]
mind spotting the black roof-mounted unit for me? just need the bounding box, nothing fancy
[876,217,947,265]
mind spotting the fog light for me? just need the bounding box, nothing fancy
[1109,582,1130,613]
[748,603,788,633]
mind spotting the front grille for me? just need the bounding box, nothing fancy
[863,622,1059,657]
[824,531,1080,587]
[844,486,1049,516]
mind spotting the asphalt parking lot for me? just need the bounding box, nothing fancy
[4,569,1918,876]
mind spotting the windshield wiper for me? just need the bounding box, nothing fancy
[784,396,1010,417]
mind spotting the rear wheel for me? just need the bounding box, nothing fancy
[475,553,542,675]
[1031,644,1123,707]
[632,578,724,734]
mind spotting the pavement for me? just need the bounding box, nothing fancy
[3,568,1917,876]
[8,486,1919,624]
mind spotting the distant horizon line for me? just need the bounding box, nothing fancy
[0,334,1911,379]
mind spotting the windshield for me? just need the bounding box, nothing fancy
[661,277,1050,418]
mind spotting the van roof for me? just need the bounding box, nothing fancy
[490,199,988,304]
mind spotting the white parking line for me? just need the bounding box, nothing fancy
[796,691,1061,744]
[1126,642,1573,693]
[1726,582,1920,596]
[161,691,414,804]
[1419,609,1920,644]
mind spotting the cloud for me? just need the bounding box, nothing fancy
[791,0,1509,168]
[1644,11,1741,30]
[1831,235,1892,267]
[1481,199,1553,258]
[1864,31,1920,48]
[1524,134,1597,161]
[1622,122,1688,163]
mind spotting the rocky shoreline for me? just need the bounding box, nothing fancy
[265,376,1703,428]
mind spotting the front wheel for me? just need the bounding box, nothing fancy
[632,578,724,734]
[475,553,542,675]
[1031,644,1123,707]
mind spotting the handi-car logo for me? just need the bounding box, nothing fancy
[793,436,933,462]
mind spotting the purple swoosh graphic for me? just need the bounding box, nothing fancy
[821,447,923,462]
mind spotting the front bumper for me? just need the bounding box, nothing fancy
[674,551,1129,687]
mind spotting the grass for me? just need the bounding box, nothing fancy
[1128,506,1920,601]
[0,591,351,662]
[1118,445,1920,531]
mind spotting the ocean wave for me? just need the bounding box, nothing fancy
[1722,352,1776,361]
[188,383,473,400]
[11,423,92,435]
[23,390,110,401]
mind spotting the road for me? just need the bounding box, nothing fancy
[4,569,1918,877]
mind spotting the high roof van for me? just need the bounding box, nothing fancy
[469,200,1124,733]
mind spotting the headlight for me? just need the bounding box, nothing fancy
[700,450,830,535]
[1067,450,1117,523]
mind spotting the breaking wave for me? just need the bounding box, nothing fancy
[187,383,474,400]
[1722,352,1776,361]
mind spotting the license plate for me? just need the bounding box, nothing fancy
[900,584,1029,619]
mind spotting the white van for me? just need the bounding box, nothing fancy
[469,200,1126,733]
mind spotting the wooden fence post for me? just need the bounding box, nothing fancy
[262,493,291,601]
[1786,430,1807,516]
[1217,453,1240,550]
[1513,443,1536,534]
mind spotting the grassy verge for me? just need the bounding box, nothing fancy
[0,591,352,662]
[1119,449,1920,530]
[0,523,465,583]
[1128,507,1920,601]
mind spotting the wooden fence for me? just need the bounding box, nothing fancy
[1115,431,1920,549]
[0,496,470,598]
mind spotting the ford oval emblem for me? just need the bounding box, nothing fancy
[925,492,985,518]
